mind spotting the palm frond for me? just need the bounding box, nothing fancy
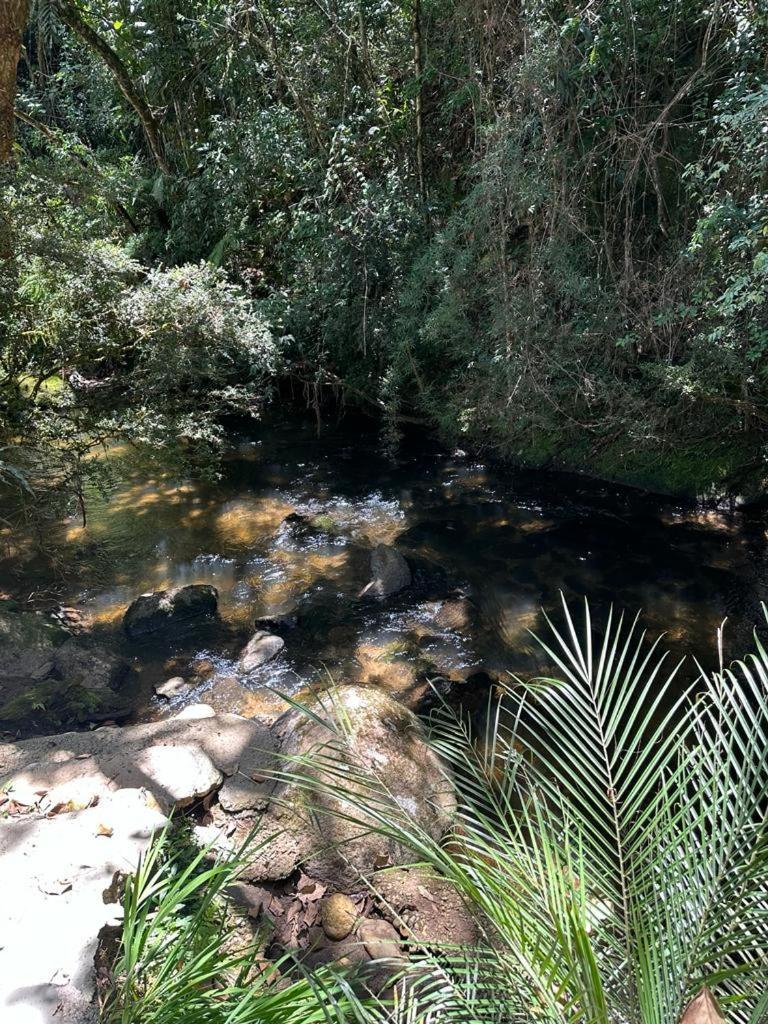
[274,599,768,1024]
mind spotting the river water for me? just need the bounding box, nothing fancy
[1,412,765,728]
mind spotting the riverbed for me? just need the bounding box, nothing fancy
[1,412,765,733]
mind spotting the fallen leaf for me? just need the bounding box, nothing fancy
[39,877,72,896]
[679,987,726,1024]
[49,795,98,815]
[96,823,114,837]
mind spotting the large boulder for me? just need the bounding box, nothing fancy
[364,544,412,600]
[238,684,455,890]
[123,584,218,639]
[0,710,280,1023]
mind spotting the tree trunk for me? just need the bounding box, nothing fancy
[0,0,29,163]
[56,0,171,175]
[412,0,425,199]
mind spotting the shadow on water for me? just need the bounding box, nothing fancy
[1,409,766,736]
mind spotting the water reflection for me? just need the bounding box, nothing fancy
[0,412,764,728]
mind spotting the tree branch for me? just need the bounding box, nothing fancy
[56,0,171,175]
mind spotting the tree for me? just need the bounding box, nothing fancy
[0,0,29,163]
[55,0,171,174]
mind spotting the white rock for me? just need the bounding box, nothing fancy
[155,676,191,699]
[113,744,223,809]
[175,702,216,720]
[40,777,108,814]
[0,796,167,1024]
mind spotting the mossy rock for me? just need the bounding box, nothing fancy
[281,512,343,543]
[0,609,69,650]
[0,679,128,731]
[308,513,343,536]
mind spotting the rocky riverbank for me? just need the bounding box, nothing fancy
[0,683,475,1023]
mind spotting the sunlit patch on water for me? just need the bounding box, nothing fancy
[274,491,408,548]
[354,600,477,692]
[156,649,305,718]
[214,494,296,548]
[1,412,764,736]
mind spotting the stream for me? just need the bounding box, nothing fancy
[1,411,766,732]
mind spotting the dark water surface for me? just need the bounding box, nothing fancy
[2,413,766,727]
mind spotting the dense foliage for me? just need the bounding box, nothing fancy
[1,0,767,506]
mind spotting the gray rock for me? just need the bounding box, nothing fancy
[0,610,67,684]
[365,544,411,599]
[238,631,284,673]
[218,770,273,813]
[155,676,191,699]
[0,711,276,803]
[358,918,405,960]
[240,684,455,890]
[123,584,218,640]
[54,639,129,692]
[7,744,223,813]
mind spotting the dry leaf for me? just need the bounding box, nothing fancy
[38,877,72,896]
[96,823,114,837]
[296,872,325,904]
[49,795,98,815]
[679,987,726,1024]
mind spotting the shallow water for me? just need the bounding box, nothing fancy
[2,412,766,728]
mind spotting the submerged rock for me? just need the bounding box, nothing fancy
[0,678,130,732]
[254,612,298,634]
[204,676,289,724]
[0,624,132,731]
[363,544,412,600]
[238,631,284,673]
[280,511,342,544]
[123,584,218,639]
